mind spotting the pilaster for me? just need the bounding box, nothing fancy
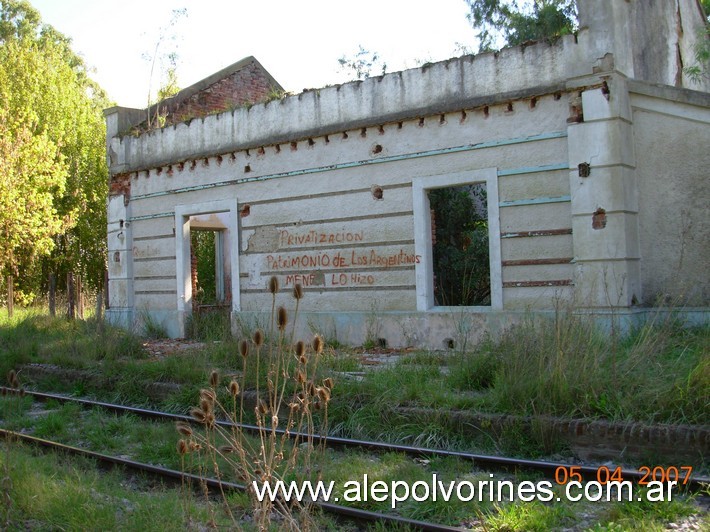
[567,74,641,308]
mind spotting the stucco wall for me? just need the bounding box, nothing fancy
[632,85,710,306]
[106,37,584,177]
[119,92,573,316]
[105,1,710,344]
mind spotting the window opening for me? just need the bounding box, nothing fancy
[428,183,490,306]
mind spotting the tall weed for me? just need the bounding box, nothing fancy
[176,279,333,530]
[490,310,709,424]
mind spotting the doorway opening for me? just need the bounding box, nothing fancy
[175,200,240,338]
[190,228,226,308]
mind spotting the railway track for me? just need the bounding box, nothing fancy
[0,428,462,531]
[3,386,708,530]
[3,386,708,491]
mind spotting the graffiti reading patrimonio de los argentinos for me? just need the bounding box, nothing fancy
[268,229,420,288]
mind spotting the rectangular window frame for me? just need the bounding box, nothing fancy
[413,168,502,311]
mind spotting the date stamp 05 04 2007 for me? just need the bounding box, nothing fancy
[554,465,695,486]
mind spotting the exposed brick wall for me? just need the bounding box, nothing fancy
[191,247,198,311]
[109,173,131,196]
[165,61,276,124]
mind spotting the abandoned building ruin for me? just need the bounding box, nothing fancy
[105,0,710,348]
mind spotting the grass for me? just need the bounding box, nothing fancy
[1,302,708,528]
[487,312,709,424]
[595,487,700,530]
[484,500,575,531]
[1,443,229,531]
[185,309,231,341]
[2,305,708,456]
[1,384,706,530]
[328,313,709,454]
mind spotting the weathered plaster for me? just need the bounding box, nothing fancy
[106,1,710,346]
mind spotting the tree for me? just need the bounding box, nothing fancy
[0,0,111,301]
[337,46,387,80]
[143,7,187,128]
[0,103,66,286]
[684,0,710,83]
[464,0,577,51]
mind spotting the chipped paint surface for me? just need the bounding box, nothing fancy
[104,3,710,344]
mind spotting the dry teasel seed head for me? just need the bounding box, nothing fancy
[272,415,279,428]
[308,382,316,397]
[200,398,213,414]
[190,408,206,423]
[288,402,300,411]
[200,388,216,402]
[293,283,304,300]
[205,412,216,428]
[295,340,306,359]
[312,334,324,355]
[277,306,288,331]
[253,329,264,348]
[177,439,188,455]
[323,377,334,391]
[228,380,240,397]
[189,441,202,452]
[299,355,307,365]
[209,370,220,388]
[7,370,16,387]
[317,386,331,402]
[258,399,268,415]
[176,421,193,437]
[268,275,279,295]
[296,370,306,384]
[200,388,217,402]
[239,339,249,359]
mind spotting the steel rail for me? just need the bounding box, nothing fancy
[0,428,463,532]
[5,387,709,490]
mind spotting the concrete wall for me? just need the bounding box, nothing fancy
[631,83,710,306]
[107,88,578,345]
[105,1,710,345]
[577,0,710,92]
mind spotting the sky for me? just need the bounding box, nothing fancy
[29,0,479,109]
